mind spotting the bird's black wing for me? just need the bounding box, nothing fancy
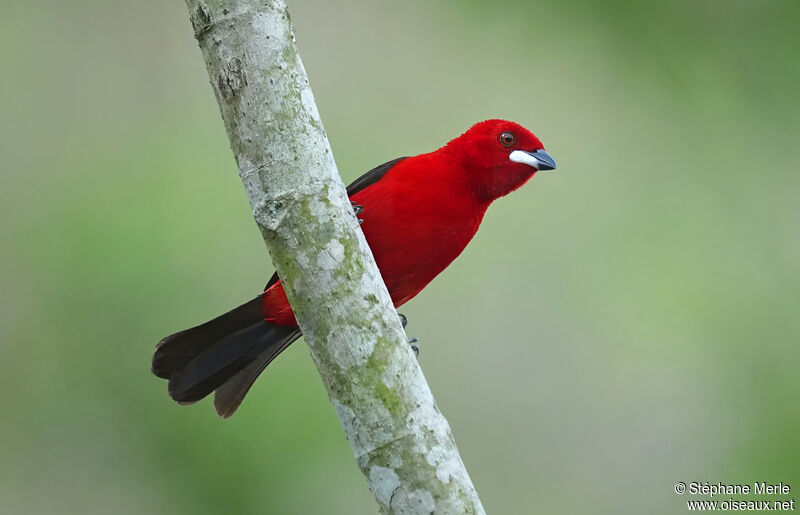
[345,156,408,196]
[264,156,408,290]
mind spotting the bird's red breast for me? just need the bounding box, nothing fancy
[262,119,552,326]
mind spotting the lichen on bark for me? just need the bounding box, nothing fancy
[183,0,485,512]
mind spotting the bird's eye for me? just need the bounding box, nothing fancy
[499,131,516,147]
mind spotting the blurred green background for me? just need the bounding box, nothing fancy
[1,0,798,513]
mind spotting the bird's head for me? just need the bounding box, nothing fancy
[444,119,556,202]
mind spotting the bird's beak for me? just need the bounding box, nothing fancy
[509,149,557,171]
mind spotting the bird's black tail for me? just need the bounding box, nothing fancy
[152,295,301,418]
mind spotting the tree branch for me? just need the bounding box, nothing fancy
[183,0,485,512]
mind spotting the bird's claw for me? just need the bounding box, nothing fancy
[409,338,420,356]
[351,201,364,224]
[398,313,419,355]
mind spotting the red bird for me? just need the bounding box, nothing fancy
[152,119,556,417]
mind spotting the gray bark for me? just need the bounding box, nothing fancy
[183,0,486,512]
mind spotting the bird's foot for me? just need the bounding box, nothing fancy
[351,201,364,224]
[409,337,420,356]
[398,313,419,356]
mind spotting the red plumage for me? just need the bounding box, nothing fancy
[264,119,546,325]
[153,119,554,417]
